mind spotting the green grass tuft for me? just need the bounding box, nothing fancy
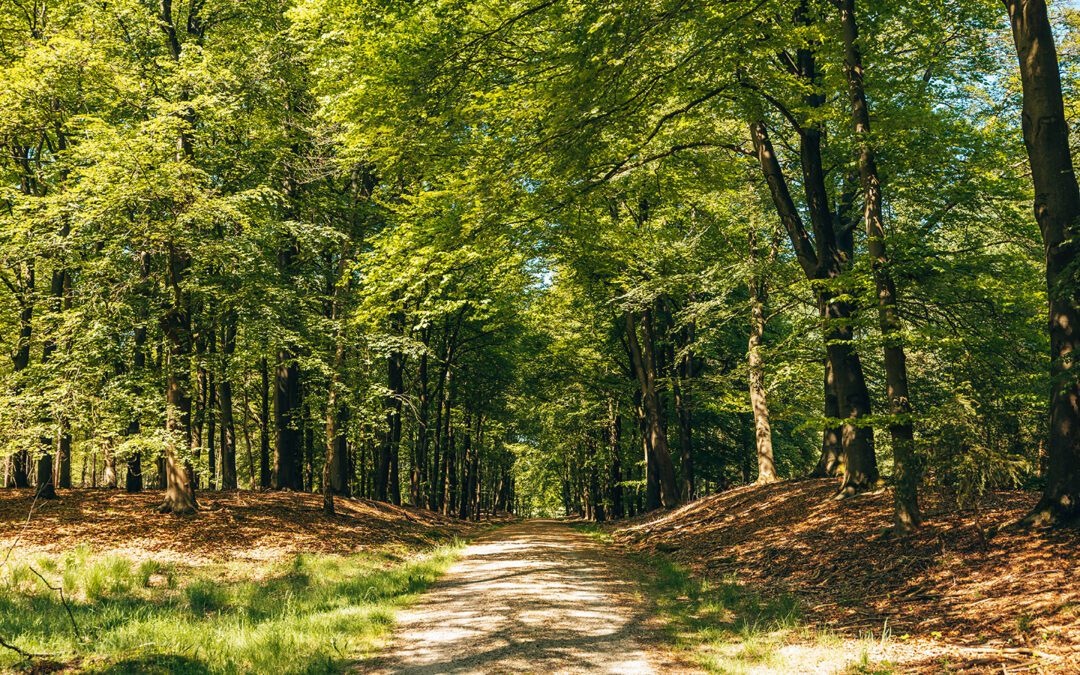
[0,541,463,673]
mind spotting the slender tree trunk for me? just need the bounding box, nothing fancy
[608,401,624,519]
[625,310,679,509]
[273,350,303,490]
[841,0,920,528]
[259,358,271,489]
[159,245,197,514]
[812,355,844,477]
[216,312,238,490]
[1005,0,1080,526]
[747,233,776,484]
[673,325,694,500]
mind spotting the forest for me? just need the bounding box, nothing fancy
[0,0,1078,672]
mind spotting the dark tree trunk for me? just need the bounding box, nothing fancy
[841,0,920,529]
[608,401,624,519]
[673,325,694,500]
[625,310,679,509]
[259,358,271,489]
[330,404,351,496]
[217,312,238,489]
[273,350,303,490]
[159,245,197,514]
[750,118,879,493]
[125,252,150,493]
[1005,0,1080,526]
[812,355,844,477]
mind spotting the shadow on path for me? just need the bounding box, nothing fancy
[364,520,694,674]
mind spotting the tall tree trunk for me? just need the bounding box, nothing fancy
[35,261,68,500]
[608,400,624,519]
[812,355,844,477]
[1005,0,1080,526]
[747,230,776,484]
[673,323,694,500]
[159,245,197,514]
[412,347,430,506]
[273,350,303,490]
[750,118,879,493]
[218,311,238,489]
[323,296,348,516]
[259,358,271,489]
[625,310,679,509]
[841,0,920,529]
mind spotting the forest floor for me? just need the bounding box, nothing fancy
[604,479,1080,673]
[0,489,487,673]
[364,520,697,674]
[0,489,478,566]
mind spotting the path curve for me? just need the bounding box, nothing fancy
[367,519,696,674]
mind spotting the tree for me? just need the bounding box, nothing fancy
[1005,0,1080,527]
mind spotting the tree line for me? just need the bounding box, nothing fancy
[0,0,1076,529]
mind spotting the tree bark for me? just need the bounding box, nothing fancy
[273,350,303,490]
[608,400,624,519]
[625,310,679,509]
[747,229,776,484]
[159,244,197,514]
[841,0,920,529]
[750,119,879,493]
[218,311,237,489]
[1005,0,1080,526]
[259,358,271,489]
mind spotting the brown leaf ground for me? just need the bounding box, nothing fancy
[609,479,1080,673]
[0,489,479,566]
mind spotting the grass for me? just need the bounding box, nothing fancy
[573,523,894,674]
[0,541,463,673]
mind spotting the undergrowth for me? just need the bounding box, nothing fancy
[0,541,462,673]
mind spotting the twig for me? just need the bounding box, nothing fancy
[1,489,43,570]
[27,566,82,641]
[0,634,43,660]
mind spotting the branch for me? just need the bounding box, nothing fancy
[0,635,43,660]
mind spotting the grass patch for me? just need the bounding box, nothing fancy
[615,545,894,674]
[0,541,463,673]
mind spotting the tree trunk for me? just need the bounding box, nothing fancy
[747,233,776,484]
[841,0,919,529]
[1005,0,1080,526]
[273,350,303,490]
[673,325,694,500]
[608,401,624,519]
[625,310,679,509]
[330,404,351,496]
[259,358,271,489]
[750,118,879,493]
[812,355,844,477]
[159,245,197,514]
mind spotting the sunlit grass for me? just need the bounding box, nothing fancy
[0,541,463,673]
[572,523,895,675]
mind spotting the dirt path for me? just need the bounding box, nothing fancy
[367,519,696,674]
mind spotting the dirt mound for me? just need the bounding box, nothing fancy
[1,489,479,565]
[610,479,1080,672]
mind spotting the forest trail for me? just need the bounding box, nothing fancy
[366,520,695,674]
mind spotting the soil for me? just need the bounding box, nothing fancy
[365,520,700,675]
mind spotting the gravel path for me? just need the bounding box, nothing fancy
[367,520,696,674]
